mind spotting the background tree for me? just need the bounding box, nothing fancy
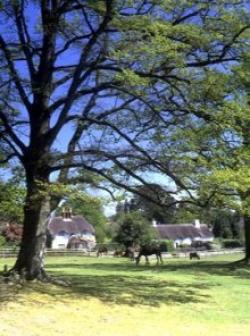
[0,0,248,279]
[65,195,108,243]
[114,212,156,250]
[0,179,25,224]
[211,209,241,239]
[202,57,250,261]
[161,54,250,261]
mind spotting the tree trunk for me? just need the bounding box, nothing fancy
[12,179,51,280]
[243,215,250,264]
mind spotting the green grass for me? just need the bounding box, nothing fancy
[0,254,250,336]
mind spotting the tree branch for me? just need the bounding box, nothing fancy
[0,35,31,111]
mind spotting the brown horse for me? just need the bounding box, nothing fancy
[135,244,163,265]
[124,246,135,261]
[113,249,124,257]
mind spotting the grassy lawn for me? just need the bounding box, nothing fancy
[0,254,250,336]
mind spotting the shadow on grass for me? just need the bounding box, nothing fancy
[46,257,250,280]
[0,274,20,305]
[41,257,250,306]
[1,257,249,308]
[42,273,211,307]
[41,259,216,307]
[159,260,250,280]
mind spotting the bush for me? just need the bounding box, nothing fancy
[0,234,21,251]
[177,243,192,252]
[0,235,6,247]
[191,241,221,251]
[191,241,208,250]
[1,223,22,242]
[159,240,174,252]
[208,242,221,251]
[222,239,243,249]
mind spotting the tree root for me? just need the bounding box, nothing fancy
[2,266,71,287]
[231,257,250,266]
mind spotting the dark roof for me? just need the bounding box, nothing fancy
[48,216,95,235]
[155,224,213,240]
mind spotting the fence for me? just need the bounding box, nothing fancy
[0,249,19,258]
[164,249,244,259]
[0,248,244,259]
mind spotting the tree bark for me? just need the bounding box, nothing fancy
[12,177,51,280]
[243,215,250,264]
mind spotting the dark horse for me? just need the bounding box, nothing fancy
[189,252,200,260]
[135,244,163,265]
[96,246,108,257]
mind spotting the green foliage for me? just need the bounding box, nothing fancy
[0,180,25,223]
[173,205,199,224]
[211,209,240,239]
[221,239,243,249]
[159,239,175,252]
[65,194,108,243]
[114,212,156,247]
[0,235,6,247]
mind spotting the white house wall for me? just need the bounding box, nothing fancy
[51,233,96,250]
[174,238,193,247]
[52,235,69,249]
[193,237,214,242]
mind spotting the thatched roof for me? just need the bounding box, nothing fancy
[155,224,213,240]
[48,216,95,235]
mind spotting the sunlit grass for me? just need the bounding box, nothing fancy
[0,254,249,336]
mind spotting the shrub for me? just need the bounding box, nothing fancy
[208,242,221,251]
[177,243,192,252]
[1,223,23,242]
[222,239,243,249]
[159,240,174,252]
[0,235,6,247]
[191,241,222,251]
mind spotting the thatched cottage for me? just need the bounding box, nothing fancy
[153,220,214,247]
[47,208,96,250]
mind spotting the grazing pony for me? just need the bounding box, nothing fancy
[189,252,200,260]
[96,246,108,257]
[135,244,163,265]
[113,249,124,257]
[124,246,135,261]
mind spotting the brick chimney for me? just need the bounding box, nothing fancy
[152,219,157,227]
[62,207,72,219]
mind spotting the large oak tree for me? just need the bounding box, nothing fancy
[0,0,248,279]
